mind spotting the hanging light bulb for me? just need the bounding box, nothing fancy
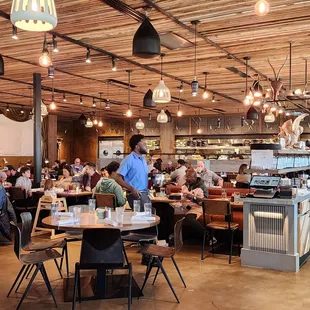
[254,0,270,17]
[92,98,96,107]
[191,20,200,97]
[20,106,24,114]
[112,57,117,71]
[148,113,152,121]
[85,117,93,128]
[153,54,171,103]
[294,88,302,96]
[6,104,9,112]
[105,101,110,109]
[241,116,245,127]
[136,118,145,130]
[253,99,261,106]
[52,35,59,52]
[63,93,67,102]
[157,109,168,123]
[86,48,91,63]
[50,95,56,110]
[98,120,103,127]
[12,25,18,39]
[93,119,98,125]
[39,33,51,67]
[177,106,183,117]
[212,94,216,103]
[197,127,202,134]
[243,56,253,106]
[264,111,275,123]
[48,65,54,79]
[243,97,251,106]
[278,108,284,114]
[126,107,132,117]
[80,96,83,105]
[202,72,211,99]
[179,82,184,93]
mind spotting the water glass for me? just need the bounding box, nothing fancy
[88,199,96,213]
[73,206,82,222]
[133,200,141,213]
[51,203,58,219]
[160,187,166,197]
[144,203,152,216]
[116,207,125,226]
[234,192,241,203]
[76,184,80,194]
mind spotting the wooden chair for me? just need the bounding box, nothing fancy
[31,195,68,239]
[223,181,234,188]
[166,185,182,195]
[201,199,240,264]
[95,193,116,209]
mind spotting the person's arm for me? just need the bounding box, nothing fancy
[170,169,178,181]
[114,184,126,207]
[114,173,140,198]
[212,172,223,187]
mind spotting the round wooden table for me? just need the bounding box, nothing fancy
[42,211,160,232]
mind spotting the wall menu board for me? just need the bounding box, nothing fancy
[0,115,34,156]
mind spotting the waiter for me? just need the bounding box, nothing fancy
[115,134,149,209]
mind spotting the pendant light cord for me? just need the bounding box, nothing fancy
[245,59,248,94]
[289,41,292,90]
[160,54,163,80]
[128,70,131,109]
[194,23,197,79]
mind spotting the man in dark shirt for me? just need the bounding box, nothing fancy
[5,165,19,186]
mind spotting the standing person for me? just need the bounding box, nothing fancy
[170,159,187,186]
[71,158,83,173]
[196,161,223,188]
[115,134,149,209]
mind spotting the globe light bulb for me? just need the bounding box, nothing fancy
[177,110,183,117]
[202,89,209,99]
[197,128,202,134]
[39,51,51,67]
[126,108,132,117]
[98,120,103,127]
[254,0,270,17]
[50,102,56,110]
[93,119,98,125]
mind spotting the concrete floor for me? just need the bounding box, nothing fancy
[1,238,310,310]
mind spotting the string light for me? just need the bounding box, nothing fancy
[112,57,116,71]
[86,48,91,63]
[212,94,216,103]
[92,98,96,107]
[12,25,18,40]
[21,106,24,114]
[254,0,270,17]
[80,96,83,105]
[6,104,9,112]
[63,93,67,102]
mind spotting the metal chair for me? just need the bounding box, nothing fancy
[72,228,132,309]
[95,193,116,209]
[201,199,240,264]
[7,222,61,310]
[139,218,186,303]
[19,212,68,281]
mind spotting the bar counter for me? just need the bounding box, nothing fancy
[241,193,310,272]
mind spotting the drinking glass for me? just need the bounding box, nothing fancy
[76,184,80,194]
[234,192,241,203]
[51,203,58,219]
[144,203,152,216]
[73,206,82,222]
[160,187,166,197]
[133,200,141,213]
[88,199,96,213]
[116,207,125,226]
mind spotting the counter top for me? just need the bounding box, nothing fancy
[242,192,310,205]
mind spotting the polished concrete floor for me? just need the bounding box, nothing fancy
[1,238,310,310]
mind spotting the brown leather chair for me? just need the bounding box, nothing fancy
[95,193,116,209]
[223,182,234,188]
[201,199,240,264]
[166,185,182,195]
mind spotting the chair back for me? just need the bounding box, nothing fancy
[20,212,33,248]
[10,221,21,260]
[95,193,116,209]
[235,182,249,189]
[8,187,26,200]
[166,185,182,195]
[80,228,123,267]
[202,199,232,226]
[173,217,185,254]
[223,182,234,188]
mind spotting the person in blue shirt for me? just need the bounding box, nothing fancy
[115,134,150,210]
[71,158,83,173]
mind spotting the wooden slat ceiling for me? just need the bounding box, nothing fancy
[1,0,310,120]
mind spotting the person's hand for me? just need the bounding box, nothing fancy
[28,190,32,197]
[130,187,141,199]
[185,193,193,200]
[21,186,25,191]
[85,186,91,192]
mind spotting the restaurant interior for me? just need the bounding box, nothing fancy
[1,0,310,309]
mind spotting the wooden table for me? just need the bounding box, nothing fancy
[42,211,160,232]
[42,211,160,302]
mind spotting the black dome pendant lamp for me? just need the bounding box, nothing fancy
[133,15,160,58]
[143,89,156,107]
[246,106,259,120]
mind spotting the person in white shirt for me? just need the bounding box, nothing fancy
[170,159,187,186]
[196,161,223,188]
[15,167,32,198]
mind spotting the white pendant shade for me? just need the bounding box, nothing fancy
[136,118,145,130]
[85,117,93,128]
[157,109,168,123]
[11,0,58,32]
[41,100,48,117]
[153,79,171,103]
[264,112,275,123]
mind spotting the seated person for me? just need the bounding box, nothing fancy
[164,161,175,174]
[170,159,187,186]
[0,183,17,245]
[196,161,223,188]
[15,167,33,198]
[52,160,60,173]
[71,158,83,174]
[236,164,251,184]
[94,161,126,208]
[5,165,19,186]
[44,179,57,199]
[0,171,12,187]
[73,162,101,191]
[100,167,109,178]
[55,164,73,188]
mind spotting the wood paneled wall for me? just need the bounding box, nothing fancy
[0,156,33,170]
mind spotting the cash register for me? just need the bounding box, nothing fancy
[249,176,281,199]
